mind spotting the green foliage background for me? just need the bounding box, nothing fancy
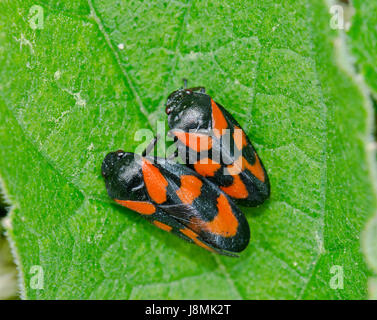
[348,0,377,299]
[0,0,376,299]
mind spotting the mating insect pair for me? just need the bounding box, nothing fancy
[102,85,270,256]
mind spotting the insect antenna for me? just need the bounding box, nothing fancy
[182,78,188,89]
[182,78,206,93]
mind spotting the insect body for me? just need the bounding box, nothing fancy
[101,147,250,256]
[165,87,270,207]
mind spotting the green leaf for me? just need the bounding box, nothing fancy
[348,0,377,299]
[348,0,377,97]
[0,0,375,299]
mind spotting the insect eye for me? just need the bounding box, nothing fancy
[165,105,172,114]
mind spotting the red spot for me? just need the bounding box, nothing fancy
[190,194,239,238]
[180,228,214,252]
[233,126,248,150]
[244,154,265,182]
[220,175,248,199]
[142,159,169,204]
[153,220,173,232]
[172,130,213,152]
[193,158,221,177]
[176,175,203,205]
[226,153,265,182]
[115,199,156,215]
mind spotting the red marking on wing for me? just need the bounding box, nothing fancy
[211,99,228,138]
[115,199,156,215]
[153,220,173,232]
[244,154,265,182]
[180,227,214,252]
[220,174,248,199]
[233,126,248,150]
[191,194,238,238]
[226,156,244,176]
[176,175,203,205]
[142,158,169,204]
[193,158,221,177]
[172,130,212,152]
[226,153,265,182]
